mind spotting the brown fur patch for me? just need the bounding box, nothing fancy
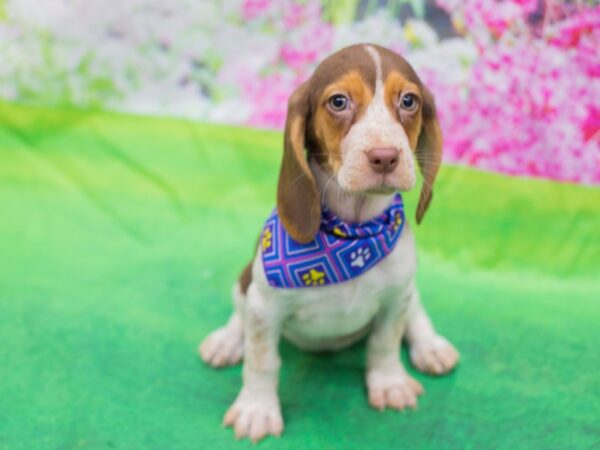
[246,310,270,370]
[277,84,321,244]
[239,261,253,295]
[238,233,263,295]
[310,70,373,173]
[383,71,423,150]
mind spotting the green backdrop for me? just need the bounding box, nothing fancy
[0,102,599,449]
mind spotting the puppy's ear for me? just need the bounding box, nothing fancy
[277,82,321,243]
[415,86,443,224]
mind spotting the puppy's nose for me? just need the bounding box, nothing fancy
[367,147,399,174]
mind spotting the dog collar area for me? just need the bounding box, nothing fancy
[261,194,405,288]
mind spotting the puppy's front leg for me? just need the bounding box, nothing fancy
[366,280,424,411]
[223,284,284,442]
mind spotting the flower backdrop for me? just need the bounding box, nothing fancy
[0,0,598,184]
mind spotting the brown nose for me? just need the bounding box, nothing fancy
[367,147,399,174]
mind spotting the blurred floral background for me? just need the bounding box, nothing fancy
[1,0,599,184]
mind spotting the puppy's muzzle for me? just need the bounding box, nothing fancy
[366,147,400,174]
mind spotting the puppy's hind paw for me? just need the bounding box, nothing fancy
[410,334,459,375]
[367,368,424,411]
[199,323,243,368]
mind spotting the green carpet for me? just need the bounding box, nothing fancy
[0,102,599,450]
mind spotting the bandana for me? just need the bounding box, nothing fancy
[261,194,405,289]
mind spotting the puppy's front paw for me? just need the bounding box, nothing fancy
[410,334,459,375]
[366,368,424,411]
[223,389,284,442]
[199,323,243,368]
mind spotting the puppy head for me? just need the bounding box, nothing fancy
[277,44,442,243]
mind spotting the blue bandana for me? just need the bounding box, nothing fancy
[261,194,405,288]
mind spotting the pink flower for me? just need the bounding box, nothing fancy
[283,3,306,29]
[240,1,333,129]
[280,43,318,70]
[431,0,600,184]
[241,73,308,129]
[241,0,272,21]
[582,107,600,142]
[549,7,600,48]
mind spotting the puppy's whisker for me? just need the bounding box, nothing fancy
[285,171,308,193]
[417,167,438,178]
[415,156,441,164]
[414,163,439,176]
[320,174,336,206]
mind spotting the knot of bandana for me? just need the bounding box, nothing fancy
[261,194,405,289]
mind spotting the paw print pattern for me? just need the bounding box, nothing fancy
[393,212,403,231]
[350,247,371,268]
[262,228,273,251]
[302,269,326,286]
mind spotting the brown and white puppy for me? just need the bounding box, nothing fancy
[200,44,459,442]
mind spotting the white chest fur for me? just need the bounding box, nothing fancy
[251,223,418,351]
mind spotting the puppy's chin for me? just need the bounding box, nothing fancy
[364,185,397,195]
[388,175,417,193]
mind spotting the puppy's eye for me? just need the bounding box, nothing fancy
[328,94,349,112]
[399,93,418,111]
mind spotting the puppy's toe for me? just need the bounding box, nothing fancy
[234,411,252,440]
[410,334,459,375]
[368,386,386,411]
[386,387,413,410]
[248,413,268,443]
[267,411,284,437]
[199,325,244,368]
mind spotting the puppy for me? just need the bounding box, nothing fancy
[200,44,459,442]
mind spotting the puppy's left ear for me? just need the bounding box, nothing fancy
[415,86,443,224]
[277,81,321,243]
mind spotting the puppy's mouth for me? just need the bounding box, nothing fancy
[342,178,404,196]
[363,176,398,194]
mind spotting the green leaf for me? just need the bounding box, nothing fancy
[322,0,360,25]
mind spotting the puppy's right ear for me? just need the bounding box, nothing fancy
[277,82,320,244]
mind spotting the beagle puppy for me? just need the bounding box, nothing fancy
[200,44,459,442]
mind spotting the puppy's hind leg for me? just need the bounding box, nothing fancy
[405,291,459,375]
[199,264,250,368]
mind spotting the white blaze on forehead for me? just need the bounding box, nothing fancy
[352,45,408,148]
[364,45,383,90]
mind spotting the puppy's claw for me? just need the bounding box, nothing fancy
[267,412,284,437]
[368,388,386,411]
[223,406,239,427]
[408,376,425,395]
